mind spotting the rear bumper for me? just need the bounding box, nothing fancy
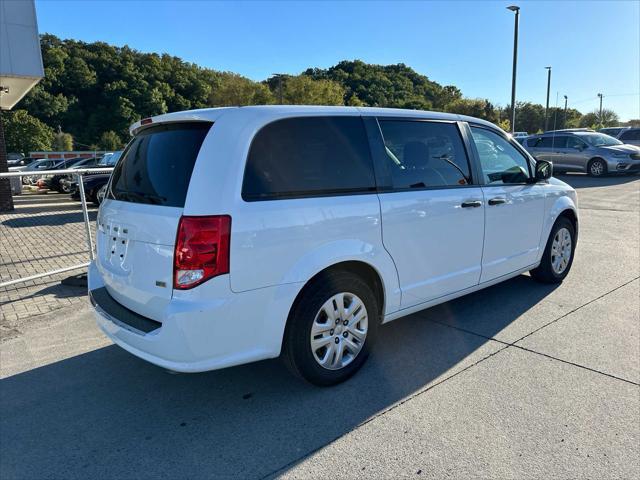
[88,261,301,372]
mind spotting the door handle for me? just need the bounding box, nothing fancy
[461,200,482,208]
[488,197,506,206]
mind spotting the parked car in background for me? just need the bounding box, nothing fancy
[71,173,111,205]
[599,126,629,138]
[617,127,640,147]
[89,106,578,386]
[513,131,528,138]
[19,159,62,184]
[7,157,37,170]
[47,157,102,192]
[524,130,640,176]
[29,157,89,187]
[66,151,122,200]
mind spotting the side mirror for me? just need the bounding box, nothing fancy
[572,144,585,151]
[534,159,553,181]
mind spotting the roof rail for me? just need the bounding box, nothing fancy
[543,128,595,133]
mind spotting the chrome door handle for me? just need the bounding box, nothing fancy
[461,200,482,208]
[488,197,506,206]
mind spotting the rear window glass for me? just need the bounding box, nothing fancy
[242,116,375,200]
[108,123,211,207]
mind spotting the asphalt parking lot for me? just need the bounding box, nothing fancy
[1,174,639,479]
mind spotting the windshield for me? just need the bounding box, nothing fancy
[580,133,623,147]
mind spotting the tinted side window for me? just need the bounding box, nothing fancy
[621,129,640,140]
[566,136,586,148]
[242,117,375,200]
[553,136,569,148]
[537,137,555,148]
[378,120,471,189]
[471,127,531,184]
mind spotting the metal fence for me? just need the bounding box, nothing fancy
[0,167,114,288]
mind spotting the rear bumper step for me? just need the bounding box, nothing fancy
[90,287,161,334]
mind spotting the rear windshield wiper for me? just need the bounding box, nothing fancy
[114,190,167,205]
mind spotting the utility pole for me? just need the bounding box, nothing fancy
[272,73,286,104]
[544,66,552,131]
[597,93,604,125]
[507,5,520,133]
[563,95,568,128]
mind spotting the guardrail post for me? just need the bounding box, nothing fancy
[76,172,95,261]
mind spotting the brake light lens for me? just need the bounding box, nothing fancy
[173,215,231,289]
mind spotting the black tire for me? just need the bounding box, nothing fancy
[530,216,576,283]
[282,270,379,386]
[587,158,607,177]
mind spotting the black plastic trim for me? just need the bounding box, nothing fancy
[90,287,161,334]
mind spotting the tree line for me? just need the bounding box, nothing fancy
[3,34,629,155]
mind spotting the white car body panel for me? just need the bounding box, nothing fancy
[89,106,578,373]
[378,188,485,307]
[480,184,547,282]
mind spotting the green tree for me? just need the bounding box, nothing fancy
[578,112,598,128]
[281,76,345,105]
[209,73,273,106]
[445,98,498,122]
[579,109,619,129]
[53,131,74,151]
[3,110,54,154]
[99,130,122,150]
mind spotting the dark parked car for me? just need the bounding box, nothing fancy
[70,174,110,205]
[598,127,629,138]
[48,157,102,192]
[617,128,640,147]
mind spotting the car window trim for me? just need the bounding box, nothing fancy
[467,123,535,186]
[371,117,477,192]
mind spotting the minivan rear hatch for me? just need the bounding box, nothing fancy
[96,122,212,321]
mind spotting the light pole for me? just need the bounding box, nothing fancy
[272,73,287,104]
[597,93,604,125]
[563,95,568,128]
[544,66,552,131]
[507,5,520,133]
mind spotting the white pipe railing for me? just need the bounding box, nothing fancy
[0,167,114,288]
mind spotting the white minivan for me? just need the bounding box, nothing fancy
[89,106,578,386]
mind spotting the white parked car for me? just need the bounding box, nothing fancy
[89,106,578,386]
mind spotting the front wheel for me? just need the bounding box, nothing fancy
[588,158,607,177]
[282,271,379,386]
[530,217,576,283]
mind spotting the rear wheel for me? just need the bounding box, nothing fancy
[282,271,379,386]
[530,216,576,283]
[588,158,607,177]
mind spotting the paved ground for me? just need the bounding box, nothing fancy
[0,174,639,479]
[0,193,96,339]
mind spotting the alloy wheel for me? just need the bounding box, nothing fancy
[590,160,605,176]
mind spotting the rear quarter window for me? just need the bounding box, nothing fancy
[242,116,375,200]
[108,122,211,207]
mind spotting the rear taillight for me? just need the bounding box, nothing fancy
[173,215,231,289]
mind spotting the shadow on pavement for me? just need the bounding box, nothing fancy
[0,274,557,479]
[556,173,640,189]
[10,203,97,215]
[1,210,98,228]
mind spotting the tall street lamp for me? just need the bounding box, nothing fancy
[544,66,552,131]
[563,95,568,128]
[597,93,604,125]
[507,5,520,134]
